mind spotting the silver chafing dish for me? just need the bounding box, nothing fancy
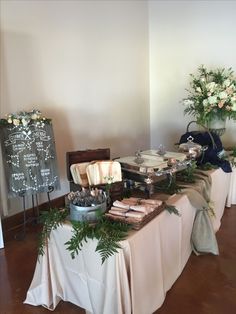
[115,150,191,196]
[178,135,208,159]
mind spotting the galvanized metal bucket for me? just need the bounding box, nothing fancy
[69,201,107,222]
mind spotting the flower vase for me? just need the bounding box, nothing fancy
[207,116,226,137]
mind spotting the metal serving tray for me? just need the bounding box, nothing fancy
[115,153,191,196]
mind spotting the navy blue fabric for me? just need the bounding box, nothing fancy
[179,131,232,173]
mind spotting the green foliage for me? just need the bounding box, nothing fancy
[38,208,69,257]
[197,162,218,171]
[164,204,181,216]
[232,147,236,157]
[176,161,197,183]
[38,208,130,264]
[156,175,182,195]
[65,216,130,264]
[65,220,94,259]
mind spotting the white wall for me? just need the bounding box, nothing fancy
[0,0,150,216]
[149,0,236,150]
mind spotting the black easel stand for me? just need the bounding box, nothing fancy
[15,190,27,240]
[47,186,54,210]
[15,185,55,240]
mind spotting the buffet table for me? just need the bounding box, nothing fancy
[24,194,196,314]
[24,168,230,314]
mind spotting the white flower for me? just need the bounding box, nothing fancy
[13,119,20,126]
[203,99,209,107]
[7,118,12,124]
[31,113,38,120]
[22,118,29,126]
[183,65,236,123]
[223,79,230,87]
[208,96,217,104]
[219,91,227,99]
[206,82,216,91]
[226,87,234,95]
[232,101,236,111]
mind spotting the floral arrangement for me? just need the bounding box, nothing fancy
[0,109,51,127]
[183,65,236,125]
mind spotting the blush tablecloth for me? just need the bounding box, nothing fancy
[207,168,231,231]
[24,169,230,314]
[0,218,4,249]
[226,167,236,207]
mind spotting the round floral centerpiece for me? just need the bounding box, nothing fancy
[183,65,236,135]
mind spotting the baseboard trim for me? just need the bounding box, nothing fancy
[2,195,65,241]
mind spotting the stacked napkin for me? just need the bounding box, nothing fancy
[108,198,162,221]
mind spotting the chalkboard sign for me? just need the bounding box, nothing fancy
[0,122,60,197]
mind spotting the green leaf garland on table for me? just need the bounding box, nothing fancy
[66,217,130,264]
[38,208,131,264]
[38,208,69,257]
[38,203,181,264]
[176,161,198,183]
[164,204,181,216]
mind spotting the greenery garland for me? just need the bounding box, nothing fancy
[38,203,180,264]
[65,216,130,264]
[155,175,182,195]
[164,204,181,216]
[38,208,130,264]
[176,161,197,183]
[232,147,236,157]
[197,162,219,171]
[38,208,69,257]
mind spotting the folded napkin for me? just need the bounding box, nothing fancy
[129,205,151,214]
[110,206,129,212]
[140,199,162,206]
[109,208,145,220]
[113,200,150,214]
[122,197,162,206]
[113,200,130,210]
[122,198,141,206]
[126,211,145,219]
[109,209,127,215]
